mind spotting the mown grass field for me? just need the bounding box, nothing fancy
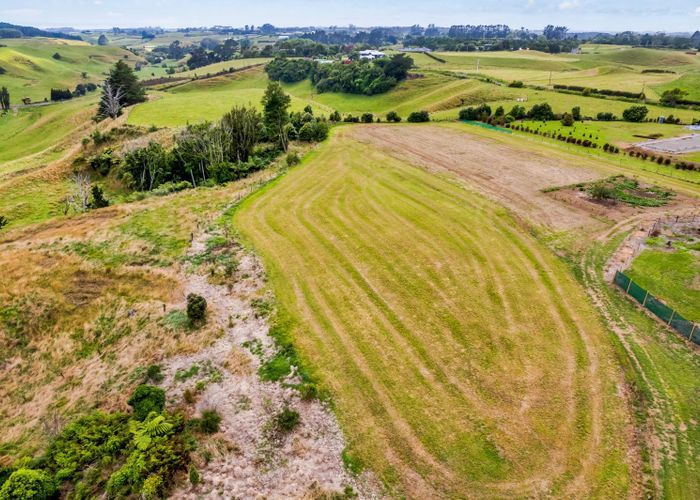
[627,246,700,323]
[234,128,631,497]
[0,38,139,102]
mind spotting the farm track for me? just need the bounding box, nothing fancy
[235,127,632,497]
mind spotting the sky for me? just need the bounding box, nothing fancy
[1,0,699,33]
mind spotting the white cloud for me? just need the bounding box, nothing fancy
[527,0,535,6]
[106,11,123,17]
[559,0,580,10]
[695,5,700,15]
[94,0,104,5]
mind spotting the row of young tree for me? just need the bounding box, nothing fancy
[265,54,413,95]
[459,102,655,125]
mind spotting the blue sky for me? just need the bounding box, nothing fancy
[1,0,699,32]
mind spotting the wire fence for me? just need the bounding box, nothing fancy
[614,271,699,346]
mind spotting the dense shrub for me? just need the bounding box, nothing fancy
[127,385,166,421]
[286,151,300,166]
[622,105,649,122]
[407,110,430,123]
[0,469,57,499]
[88,148,119,176]
[265,57,315,83]
[459,103,491,121]
[50,88,72,101]
[89,185,109,209]
[596,112,616,121]
[195,410,222,434]
[527,103,554,121]
[274,407,300,432]
[186,293,207,323]
[307,54,413,95]
[589,182,614,200]
[561,112,574,126]
[298,120,329,142]
[508,80,524,88]
[361,113,374,123]
[385,111,401,123]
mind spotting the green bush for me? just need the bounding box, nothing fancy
[298,120,330,142]
[274,407,300,432]
[286,152,300,166]
[622,105,649,123]
[128,385,166,421]
[561,112,574,126]
[188,465,200,486]
[385,111,401,123]
[360,113,374,123]
[407,111,430,123]
[459,104,491,121]
[0,469,56,500]
[146,364,164,383]
[197,410,222,434]
[0,215,7,231]
[186,294,207,323]
[589,182,614,201]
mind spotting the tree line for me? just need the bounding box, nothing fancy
[265,54,413,95]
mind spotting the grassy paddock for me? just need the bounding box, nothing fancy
[234,128,630,497]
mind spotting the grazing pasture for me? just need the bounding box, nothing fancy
[0,38,138,102]
[234,127,632,498]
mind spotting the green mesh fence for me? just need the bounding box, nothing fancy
[614,271,698,347]
[461,121,513,134]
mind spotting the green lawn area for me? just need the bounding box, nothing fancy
[627,246,700,323]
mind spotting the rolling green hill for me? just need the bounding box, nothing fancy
[0,38,141,102]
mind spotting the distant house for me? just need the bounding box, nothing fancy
[359,49,385,60]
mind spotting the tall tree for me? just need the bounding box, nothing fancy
[98,60,145,117]
[220,106,261,162]
[97,34,108,46]
[261,82,291,151]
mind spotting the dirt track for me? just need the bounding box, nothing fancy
[349,124,605,230]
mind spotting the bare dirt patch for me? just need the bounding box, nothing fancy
[166,230,379,499]
[349,124,603,230]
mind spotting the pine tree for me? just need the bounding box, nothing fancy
[98,60,145,117]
